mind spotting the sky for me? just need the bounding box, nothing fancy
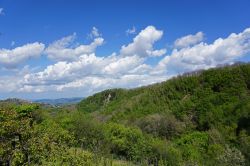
[0,0,250,99]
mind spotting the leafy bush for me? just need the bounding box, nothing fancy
[104,123,152,161]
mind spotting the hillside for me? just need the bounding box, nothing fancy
[78,63,250,124]
[77,63,250,164]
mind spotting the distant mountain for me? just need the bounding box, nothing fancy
[34,97,83,106]
[0,98,31,105]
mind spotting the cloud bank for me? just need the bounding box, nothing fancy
[0,26,250,98]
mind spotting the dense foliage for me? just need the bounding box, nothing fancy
[1,63,250,165]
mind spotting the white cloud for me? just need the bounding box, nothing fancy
[157,28,250,75]
[23,53,144,88]
[174,31,204,48]
[0,65,38,93]
[0,8,4,15]
[1,26,250,99]
[91,27,101,37]
[0,76,22,92]
[120,25,166,57]
[146,49,167,57]
[45,33,104,61]
[20,26,166,94]
[88,27,102,39]
[126,26,136,35]
[55,74,168,93]
[0,42,45,68]
[103,55,143,75]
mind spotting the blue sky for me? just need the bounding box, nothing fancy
[0,0,250,99]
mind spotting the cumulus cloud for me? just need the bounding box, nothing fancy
[0,42,45,68]
[23,53,144,88]
[174,31,204,48]
[126,26,136,35]
[146,49,167,57]
[157,28,250,75]
[21,26,166,94]
[120,26,166,57]
[55,74,167,93]
[0,76,22,92]
[45,33,104,61]
[89,27,101,38]
[1,26,250,98]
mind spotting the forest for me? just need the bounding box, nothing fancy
[1,63,250,165]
